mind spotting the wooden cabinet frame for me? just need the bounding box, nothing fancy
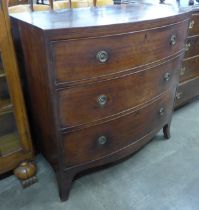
[0,0,36,186]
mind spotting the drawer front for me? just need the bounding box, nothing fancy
[188,13,199,36]
[58,55,182,128]
[184,36,199,58]
[180,56,199,82]
[52,21,188,84]
[175,77,199,107]
[62,90,175,167]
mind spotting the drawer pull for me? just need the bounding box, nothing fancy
[97,94,107,107]
[185,43,191,51]
[96,50,109,63]
[189,20,195,29]
[98,136,107,145]
[164,72,171,81]
[170,34,176,46]
[180,66,186,76]
[176,92,182,100]
[159,107,165,116]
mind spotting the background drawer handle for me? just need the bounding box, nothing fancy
[176,92,182,99]
[170,34,176,46]
[97,94,107,107]
[189,20,195,29]
[96,50,109,63]
[159,107,165,116]
[180,66,186,76]
[98,136,108,145]
[185,43,191,51]
[164,72,171,81]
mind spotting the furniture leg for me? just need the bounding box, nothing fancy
[163,123,171,139]
[56,171,75,201]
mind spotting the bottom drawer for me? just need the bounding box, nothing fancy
[62,90,175,167]
[175,76,199,108]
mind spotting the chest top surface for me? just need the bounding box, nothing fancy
[10,4,190,31]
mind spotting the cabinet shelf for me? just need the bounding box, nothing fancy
[0,110,20,157]
[0,76,12,113]
[0,73,6,78]
[0,99,12,114]
[0,132,21,157]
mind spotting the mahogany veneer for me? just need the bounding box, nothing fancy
[10,4,190,201]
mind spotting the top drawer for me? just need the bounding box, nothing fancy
[51,20,188,84]
[188,13,199,36]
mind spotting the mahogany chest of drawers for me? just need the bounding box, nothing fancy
[10,4,190,201]
[175,8,199,107]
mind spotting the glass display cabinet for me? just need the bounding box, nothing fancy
[0,54,20,157]
[0,0,36,186]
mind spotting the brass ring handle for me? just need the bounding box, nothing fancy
[96,50,109,63]
[180,66,186,76]
[185,43,191,51]
[189,20,195,29]
[176,92,182,100]
[98,136,107,145]
[170,34,176,46]
[159,107,165,116]
[97,94,107,107]
[164,72,171,81]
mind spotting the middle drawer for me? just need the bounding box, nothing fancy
[57,55,182,129]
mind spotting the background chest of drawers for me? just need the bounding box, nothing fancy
[175,8,199,107]
[10,4,190,201]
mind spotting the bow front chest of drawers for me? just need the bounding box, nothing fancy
[10,4,190,201]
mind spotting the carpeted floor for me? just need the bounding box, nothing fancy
[0,99,199,210]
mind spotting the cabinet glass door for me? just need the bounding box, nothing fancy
[0,52,21,157]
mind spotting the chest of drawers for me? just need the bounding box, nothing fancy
[175,8,199,107]
[10,4,190,201]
